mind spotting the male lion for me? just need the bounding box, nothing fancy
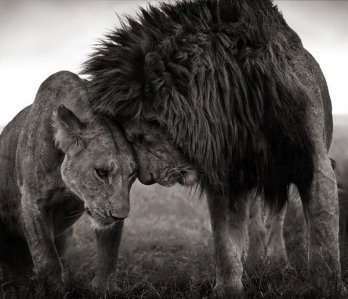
[0,71,137,288]
[83,0,341,294]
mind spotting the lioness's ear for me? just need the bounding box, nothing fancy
[52,105,85,152]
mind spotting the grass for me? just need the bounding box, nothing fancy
[1,182,348,298]
[2,117,348,298]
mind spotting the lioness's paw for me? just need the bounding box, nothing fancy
[212,281,243,298]
[91,274,120,292]
[36,265,65,286]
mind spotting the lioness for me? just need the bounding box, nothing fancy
[0,71,137,288]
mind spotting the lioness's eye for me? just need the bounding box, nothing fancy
[95,168,108,180]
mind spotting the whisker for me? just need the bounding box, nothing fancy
[65,211,85,219]
[166,166,205,179]
[69,209,86,215]
[74,217,90,231]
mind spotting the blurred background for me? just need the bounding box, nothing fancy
[1,1,348,297]
[0,0,347,126]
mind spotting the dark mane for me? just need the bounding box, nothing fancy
[83,0,314,209]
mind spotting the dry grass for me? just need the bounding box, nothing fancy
[1,182,348,298]
[1,117,348,298]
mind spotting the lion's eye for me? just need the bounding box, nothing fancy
[135,134,145,144]
[129,169,138,181]
[95,168,108,180]
[126,133,135,143]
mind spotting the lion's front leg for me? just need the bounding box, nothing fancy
[92,220,124,291]
[20,191,63,283]
[207,194,250,295]
[265,202,287,261]
[247,197,267,264]
[301,153,342,287]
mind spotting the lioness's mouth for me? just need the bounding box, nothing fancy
[85,208,115,227]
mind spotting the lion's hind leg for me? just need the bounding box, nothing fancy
[246,197,267,264]
[300,152,343,290]
[265,202,288,261]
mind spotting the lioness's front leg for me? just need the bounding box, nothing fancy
[20,191,63,282]
[207,194,250,295]
[92,221,124,290]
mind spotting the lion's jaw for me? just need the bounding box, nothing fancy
[179,171,198,186]
[157,168,198,187]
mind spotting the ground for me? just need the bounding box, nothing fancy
[1,116,348,298]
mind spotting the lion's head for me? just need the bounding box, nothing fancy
[52,105,137,228]
[122,119,197,186]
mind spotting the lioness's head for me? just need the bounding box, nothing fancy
[53,105,137,228]
[122,119,197,187]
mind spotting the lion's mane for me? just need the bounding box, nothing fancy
[83,0,315,209]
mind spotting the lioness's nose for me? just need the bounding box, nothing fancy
[109,207,129,220]
[110,215,127,221]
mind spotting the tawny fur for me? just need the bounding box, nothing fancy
[0,71,136,289]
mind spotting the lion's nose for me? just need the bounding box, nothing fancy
[138,171,156,185]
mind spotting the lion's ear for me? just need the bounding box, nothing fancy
[52,105,85,153]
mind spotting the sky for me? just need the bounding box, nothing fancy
[0,0,347,126]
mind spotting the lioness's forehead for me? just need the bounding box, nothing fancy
[87,137,135,170]
[92,127,134,157]
[102,119,133,149]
